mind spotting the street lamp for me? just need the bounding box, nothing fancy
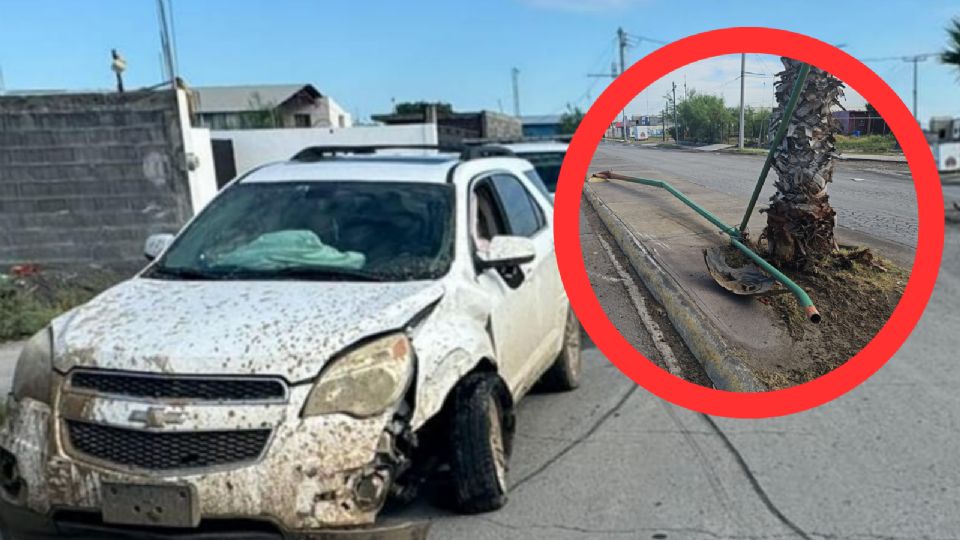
[111,49,127,93]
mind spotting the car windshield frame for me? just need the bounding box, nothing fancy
[145,180,457,283]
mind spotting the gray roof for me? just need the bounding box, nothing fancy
[192,84,320,113]
[521,114,562,125]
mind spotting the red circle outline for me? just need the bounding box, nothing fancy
[554,27,944,418]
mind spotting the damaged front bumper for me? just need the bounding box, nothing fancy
[0,375,418,538]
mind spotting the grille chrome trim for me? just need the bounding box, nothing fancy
[67,370,288,403]
[64,420,272,472]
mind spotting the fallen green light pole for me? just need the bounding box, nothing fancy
[592,170,821,324]
[591,62,820,323]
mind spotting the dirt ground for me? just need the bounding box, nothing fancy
[730,245,909,389]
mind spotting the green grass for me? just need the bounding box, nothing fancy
[0,277,100,342]
[835,134,899,155]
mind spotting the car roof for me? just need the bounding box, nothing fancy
[239,153,535,185]
[501,141,569,154]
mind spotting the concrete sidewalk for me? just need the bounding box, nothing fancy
[584,172,914,391]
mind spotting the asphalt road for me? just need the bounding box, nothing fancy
[594,142,960,248]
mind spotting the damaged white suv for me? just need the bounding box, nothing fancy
[0,145,580,538]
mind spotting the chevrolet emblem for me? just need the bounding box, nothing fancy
[129,407,187,428]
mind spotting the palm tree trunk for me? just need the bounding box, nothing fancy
[763,58,844,269]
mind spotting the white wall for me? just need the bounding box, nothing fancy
[212,123,439,176]
[176,89,220,215]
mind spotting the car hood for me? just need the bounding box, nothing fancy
[52,278,444,382]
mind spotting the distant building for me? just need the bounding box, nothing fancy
[373,106,521,146]
[191,84,352,130]
[832,110,889,136]
[521,114,563,137]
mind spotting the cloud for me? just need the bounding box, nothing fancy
[521,0,648,13]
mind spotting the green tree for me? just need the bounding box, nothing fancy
[943,17,960,72]
[558,104,584,134]
[675,91,734,144]
[763,58,844,269]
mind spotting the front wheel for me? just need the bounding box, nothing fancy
[448,373,513,513]
[537,308,582,392]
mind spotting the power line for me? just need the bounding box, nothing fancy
[860,52,940,121]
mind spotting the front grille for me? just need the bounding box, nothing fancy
[66,421,271,471]
[69,371,286,402]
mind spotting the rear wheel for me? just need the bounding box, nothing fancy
[538,308,582,391]
[448,372,513,513]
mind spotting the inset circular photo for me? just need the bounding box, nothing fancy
[555,28,944,417]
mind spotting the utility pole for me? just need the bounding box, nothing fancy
[617,26,627,141]
[111,49,127,93]
[662,103,667,142]
[909,55,926,124]
[156,0,176,82]
[738,53,746,150]
[672,82,680,144]
[511,67,521,118]
[862,52,936,125]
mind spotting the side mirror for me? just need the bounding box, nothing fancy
[144,234,175,261]
[477,236,536,269]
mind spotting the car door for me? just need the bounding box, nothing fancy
[486,173,556,392]
[471,175,545,394]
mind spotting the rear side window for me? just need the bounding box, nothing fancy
[490,174,545,237]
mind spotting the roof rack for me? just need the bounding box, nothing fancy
[290,144,516,163]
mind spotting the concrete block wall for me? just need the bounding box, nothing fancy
[0,90,192,270]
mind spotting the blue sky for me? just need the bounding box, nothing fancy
[0,0,957,123]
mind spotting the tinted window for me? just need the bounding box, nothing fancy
[523,169,552,202]
[517,151,564,192]
[490,174,544,237]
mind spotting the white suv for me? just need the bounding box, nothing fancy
[0,145,580,538]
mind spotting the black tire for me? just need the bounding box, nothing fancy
[537,308,582,392]
[448,372,513,514]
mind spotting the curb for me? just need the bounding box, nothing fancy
[584,186,766,392]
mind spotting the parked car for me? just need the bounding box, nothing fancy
[0,145,580,538]
[501,139,569,197]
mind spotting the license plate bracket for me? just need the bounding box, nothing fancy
[101,482,199,528]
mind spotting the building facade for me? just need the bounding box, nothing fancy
[191,84,352,130]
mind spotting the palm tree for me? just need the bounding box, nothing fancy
[762,58,844,269]
[943,17,960,72]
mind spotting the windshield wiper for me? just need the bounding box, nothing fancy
[146,266,226,281]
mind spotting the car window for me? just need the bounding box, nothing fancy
[473,182,508,242]
[517,151,565,192]
[149,181,455,281]
[523,169,552,203]
[490,174,545,237]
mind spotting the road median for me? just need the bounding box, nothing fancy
[583,173,913,392]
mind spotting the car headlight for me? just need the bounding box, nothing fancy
[12,327,53,404]
[302,333,414,418]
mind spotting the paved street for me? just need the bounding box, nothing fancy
[594,142,960,248]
